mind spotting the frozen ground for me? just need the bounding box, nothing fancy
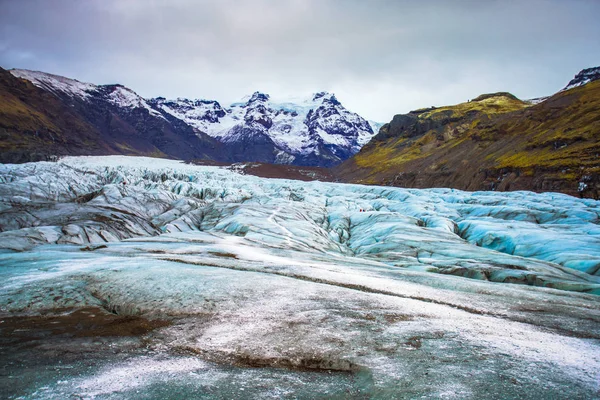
[0,156,599,399]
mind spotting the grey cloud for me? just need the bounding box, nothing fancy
[1,0,599,121]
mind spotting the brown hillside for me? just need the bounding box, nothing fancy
[335,82,600,198]
[0,67,226,163]
[0,68,116,163]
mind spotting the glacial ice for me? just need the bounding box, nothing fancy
[1,156,599,399]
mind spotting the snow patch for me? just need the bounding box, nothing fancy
[10,69,97,99]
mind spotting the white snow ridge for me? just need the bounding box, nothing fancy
[9,69,164,117]
[151,91,379,162]
[10,68,97,99]
[563,66,600,91]
[1,156,600,399]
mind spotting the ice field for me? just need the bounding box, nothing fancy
[1,156,599,399]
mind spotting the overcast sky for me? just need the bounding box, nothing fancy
[1,0,599,121]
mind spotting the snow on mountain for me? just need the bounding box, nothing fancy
[151,91,379,164]
[148,97,233,133]
[523,67,599,105]
[99,85,164,118]
[524,96,549,105]
[9,68,380,165]
[563,66,600,91]
[368,120,384,136]
[10,69,163,117]
[10,68,97,99]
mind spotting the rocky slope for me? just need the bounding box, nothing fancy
[2,68,226,163]
[336,67,600,198]
[563,66,600,91]
[3,68,378,166]
[0,68,111,163]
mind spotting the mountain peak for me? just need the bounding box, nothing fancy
[471,92,520,102]
[563,66,600,91]
[312,91,341,105]
[10,68,97,99]
[312,91,331,101]
[248,91,270,103]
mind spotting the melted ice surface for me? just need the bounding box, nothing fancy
[1,156,599,398]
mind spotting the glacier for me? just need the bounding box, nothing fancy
[1,156,599,399]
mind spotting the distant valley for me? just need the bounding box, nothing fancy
[1,66,599,198]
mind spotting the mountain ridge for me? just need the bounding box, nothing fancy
[335,67,600,198]
[2,67,225,164]
[6,68,379,167]
[149,89,381,167]
[2,65,599,198]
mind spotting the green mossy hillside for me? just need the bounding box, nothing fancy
[337,83,600,198]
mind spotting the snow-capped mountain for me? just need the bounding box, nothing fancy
[524,66,600,105]
[9,68,381,167]
[9,69,97,99]
[150,91,381,167]
[524,96,549,105]
[6,68,223,163]
[10,69,163,116]
[563,66,600,91]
